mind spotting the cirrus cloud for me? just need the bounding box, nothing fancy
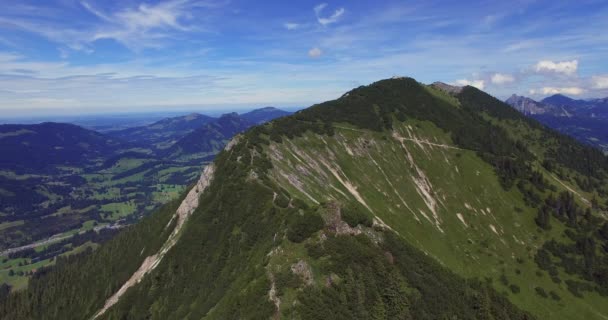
[314,3,345,26]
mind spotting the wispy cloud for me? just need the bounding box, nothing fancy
[1,0,608,115]
[314,3,345,26]
[0,0,223,51]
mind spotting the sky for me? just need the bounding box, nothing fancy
[0,0,607,117]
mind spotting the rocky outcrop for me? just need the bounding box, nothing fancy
[430,82,463,95]
[291,260,314,286]
[92,164,216,319]
[505,94,570,116]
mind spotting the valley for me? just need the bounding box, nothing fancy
[0,107,291,290]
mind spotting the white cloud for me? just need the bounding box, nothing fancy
[534,59,578,75]
[314,3,345,26]
[592,75,608,89]
[0,0,219,51]
[454,79,484,90]
[308,47,322,58]
[490,73,514,85]
[314,3,328,15]
[539,87,585,95]
[284,23,299,30]
[88,0,199,48]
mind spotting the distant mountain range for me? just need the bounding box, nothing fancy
[0,107,291,280]
[108,107,291,150]
[505,94,570,116]
[108,113,217,149]
[239,106,291,124]
[505,94,608,151]
[0,122,126,171]
[163,113,253,160]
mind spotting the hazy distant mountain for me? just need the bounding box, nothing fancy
[240,107,291,124]
[541,94,608,119]
[506,94,608,151]
[505,94,570,116]
[163,113,252,160]
[109,108,292,150]
[109,113,217,149]
[0,122,124,171]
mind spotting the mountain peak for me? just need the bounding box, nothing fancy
[219,112,240,120]
[183,113,203,121]
[505,94,570,116]
[240,107,292,124]
[541,93,576,106]
[430,81,463,94]
[254,106,278,112]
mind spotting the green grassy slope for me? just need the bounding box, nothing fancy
[268,119,607,319]
[2,77,608,319]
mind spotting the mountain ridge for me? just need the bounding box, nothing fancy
[0,122,125,171]
[3,77,608,319]
[505,93,608,151]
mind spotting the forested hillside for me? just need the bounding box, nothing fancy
[2,77,608,319]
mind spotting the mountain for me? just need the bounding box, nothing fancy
[163,113,252,160]
[163,109,291,161]
[540,94,583,108]
[541,94,608,119]
[108,108,291,151]
[505,94,570,116]
[109,113,217,149]
[0,122,124,171]
[506,94,608,151]
[4,77,608,319]
[240,107,291,124]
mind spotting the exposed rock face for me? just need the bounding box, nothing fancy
[505,94,572,116]
[175,164,216,229]
[291,260,314,286]
[93,163,216,319]
[430,82,463,95]
[506,94,552,115]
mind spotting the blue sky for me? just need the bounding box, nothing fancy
[0,0,607,116]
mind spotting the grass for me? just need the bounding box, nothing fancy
[0,221,23,231]
[101,202,136,220]
[267,120,608,320]
[0,256,55,291]
[102,158,149,174]
[0,239,102,291]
